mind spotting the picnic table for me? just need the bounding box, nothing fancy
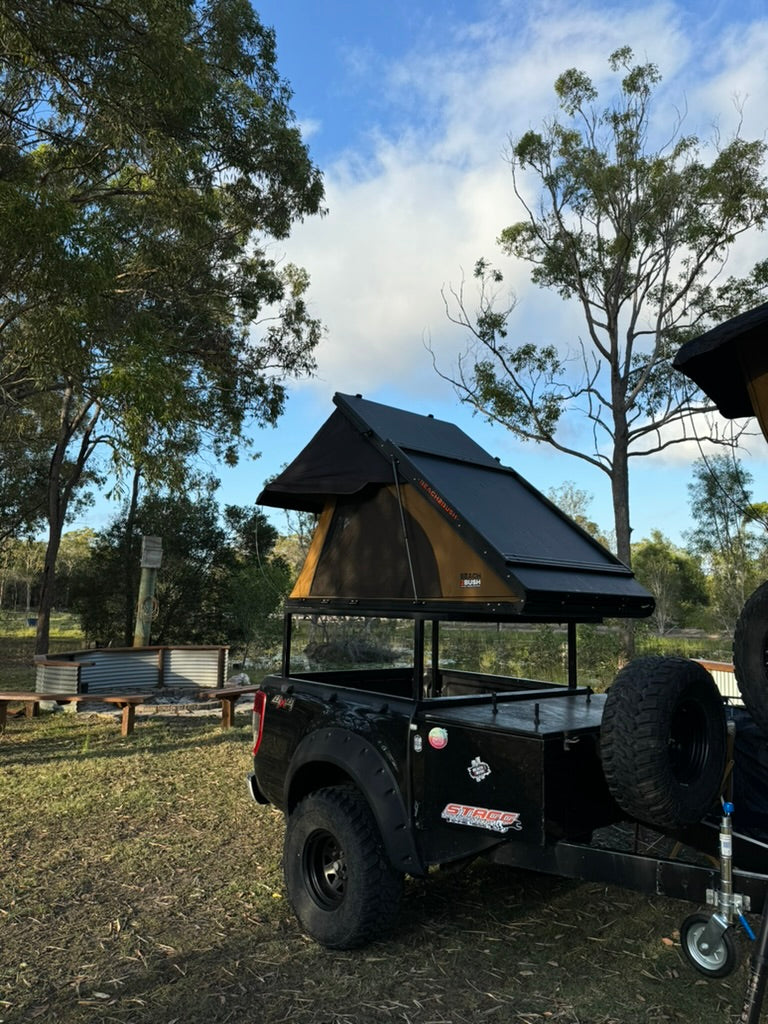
[196,684,261,728]
[0,691,146,737]
[0,683,263,737]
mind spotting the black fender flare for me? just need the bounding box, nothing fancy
[285,727,425,876]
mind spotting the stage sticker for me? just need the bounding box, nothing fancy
[441,802,522,833]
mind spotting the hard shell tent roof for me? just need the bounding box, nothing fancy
[673,301,768,435]
[258,393,653,621]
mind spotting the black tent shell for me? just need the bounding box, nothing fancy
[673,301,768,437]
[258,393,654,622]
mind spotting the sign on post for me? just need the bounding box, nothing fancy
[140,536,163,569]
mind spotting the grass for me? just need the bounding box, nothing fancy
[0,614,85,692]
[0,708,757,1024]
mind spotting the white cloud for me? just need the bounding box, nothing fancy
[627,409,768,466]
[296,117,322,141]
[243,0,768,542]
[273,0,768,409]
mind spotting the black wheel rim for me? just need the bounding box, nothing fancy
[668,698,710,784]
[303,828,347,909]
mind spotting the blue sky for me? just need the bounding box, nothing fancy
[208,1,768,547]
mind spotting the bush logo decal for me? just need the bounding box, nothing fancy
[467,756,491,782]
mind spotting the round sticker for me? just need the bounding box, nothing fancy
[428,727,448,750]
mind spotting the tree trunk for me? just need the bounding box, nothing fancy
[123,467,142,645]
[611,413,636,663]
[35,447,66,654]
[35,389,100,655]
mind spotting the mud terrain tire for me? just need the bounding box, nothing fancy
[601,656,726,829]
[283,785,403,949]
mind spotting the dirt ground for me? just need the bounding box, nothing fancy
[0,710,756,1024]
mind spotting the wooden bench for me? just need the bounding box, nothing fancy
[197,685,261,728]
[0,692,147,737]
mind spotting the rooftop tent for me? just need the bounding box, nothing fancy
[673,301,768,438]
[258,393,654,621]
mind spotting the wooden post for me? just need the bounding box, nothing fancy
[221,696,235,729]
[133,536,162,647]
[120,702,136,737]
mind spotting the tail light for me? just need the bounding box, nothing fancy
[252,690,267,755]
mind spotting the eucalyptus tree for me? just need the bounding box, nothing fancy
[546,480,611,547]
[438,47,768,582]
[0,402,51,542]
[631,530,708,634]
[686,456,768,633]
[0,0,325,651]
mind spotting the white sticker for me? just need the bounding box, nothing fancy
[467,756,492,782]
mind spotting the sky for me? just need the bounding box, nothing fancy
[204,0,768,548]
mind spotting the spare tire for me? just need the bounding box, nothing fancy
[733,581,768,736]
[601,656,726,830]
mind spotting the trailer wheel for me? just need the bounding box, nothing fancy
[733,581,768,736]
[283,785,403,949]
[601,656,726,829]
[680,912,740,978]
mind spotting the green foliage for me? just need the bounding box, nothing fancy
[527,623,568,680]
[438,46,768,576]
[0,0,325,649]
[218,557,293,667]
[686,455,768,632]
[294,616,403,670]
[575,624,623,688]
[0,532,94,612]
[432,621,710,691]
[69,490,289,653]
[632,530,709,634]
[0,538,45,612]
[439,624,485,671]
[0,405,51,541]
[547,481,611,547]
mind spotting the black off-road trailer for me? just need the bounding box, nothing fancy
[248,324,768,1019]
